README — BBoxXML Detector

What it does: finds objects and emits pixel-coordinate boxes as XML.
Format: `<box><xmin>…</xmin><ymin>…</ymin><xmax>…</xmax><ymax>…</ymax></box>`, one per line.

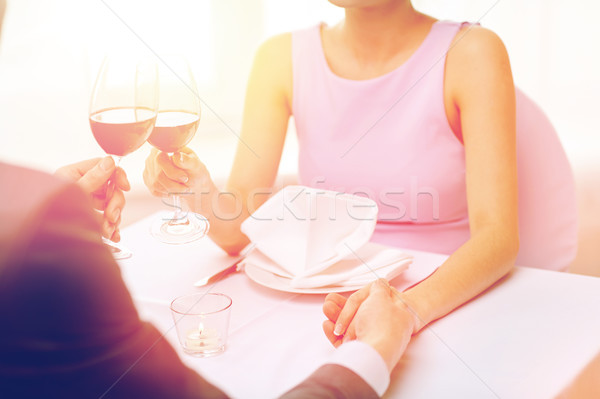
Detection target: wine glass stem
<box><xmin>106</xmin><ymin>155</ymin><xmax>121</xmax><ymax>209</ymax></box>
<box><xmin>112</xmin><ymin>155</ymin><xmax>122</xmax><ymax>167</ymax></box>
<box><xmin>172</xmin><ymin>194</ymin><xmax>185</xmax><ymax>223</ymax></box>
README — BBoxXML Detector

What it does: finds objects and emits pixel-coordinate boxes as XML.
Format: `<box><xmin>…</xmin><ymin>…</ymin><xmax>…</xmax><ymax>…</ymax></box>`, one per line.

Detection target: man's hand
<box><xmin>55</xmin><ymin>157</ymin><xmax>130</xmax><ymax>241</ymax></box>
<box><xmin>322</xmin><ymin>279</ymin><xmax>417</xmax><ymax>372</ymax></box>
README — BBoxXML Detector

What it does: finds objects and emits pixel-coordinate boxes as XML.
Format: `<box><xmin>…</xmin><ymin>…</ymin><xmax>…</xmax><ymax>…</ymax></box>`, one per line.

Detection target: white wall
<box><xmin>0</xmin><ymin>0</ymin><xmax>598</xmax><ymax>187</ymax></box>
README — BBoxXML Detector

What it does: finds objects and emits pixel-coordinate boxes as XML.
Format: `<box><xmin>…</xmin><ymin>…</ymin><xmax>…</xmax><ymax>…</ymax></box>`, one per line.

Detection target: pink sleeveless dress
<box><xmin>291</xmin><ymin>20</ymin><xmax>577</xmax><ymax>271</ymax></box>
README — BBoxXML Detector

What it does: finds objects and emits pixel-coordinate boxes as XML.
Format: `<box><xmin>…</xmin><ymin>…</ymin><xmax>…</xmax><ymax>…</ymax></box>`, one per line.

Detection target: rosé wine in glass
<box><xmin>90</xmin><ymin>107</ymin><xmax>156</xmax><ymax>157</ymax></box>
<box><xmin>147</xmin><ymin>111</ymin><xmax>200</xmax><ymax>153</ymax></box>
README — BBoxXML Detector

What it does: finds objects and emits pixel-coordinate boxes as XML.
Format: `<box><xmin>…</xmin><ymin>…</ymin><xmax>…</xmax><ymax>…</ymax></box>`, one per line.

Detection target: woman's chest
<box><xmin>296</xmin><ymin>106</ymin><xmax>468</xmax><ymax>223</ymax></box>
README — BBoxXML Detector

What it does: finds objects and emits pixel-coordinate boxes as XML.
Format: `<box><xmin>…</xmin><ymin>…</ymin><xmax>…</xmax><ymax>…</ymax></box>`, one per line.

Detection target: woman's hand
<box><xmin>322</xmin><ymin>279</ymin><xmax>418</xmax><ymax>372</ymax></box>
<box><xmin>55</xmin><ymin>156</ymin><xmax>129</xmax><ymax>241</ymax></box>
<box><xmin>143</xmin><ymin>147</ymin><xmax>216</xmax><ymax>212</ymax></box>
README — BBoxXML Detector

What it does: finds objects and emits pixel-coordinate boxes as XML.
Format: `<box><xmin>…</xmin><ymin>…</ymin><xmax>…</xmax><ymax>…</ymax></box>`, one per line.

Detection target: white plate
<box><xmin>244</xmin><ymin>264</ymin><xmax>365</xmax><ymax>294</ymax></box>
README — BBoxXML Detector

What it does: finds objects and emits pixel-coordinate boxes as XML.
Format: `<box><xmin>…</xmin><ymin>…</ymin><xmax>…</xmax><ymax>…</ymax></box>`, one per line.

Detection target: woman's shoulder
<box><xmin>248</xmin><ymin>33</ymin><xmax>293</xmax><ymax>107</ymax></box>
<box><xmin>250</xmin><ymin>32</ymin><xmax>292</xmax><ymax>76</ymax></box>
<box><xmin>442</xmin><ymin>22</ymin><xmax>514</xmax><ymax>129</ymax></box>
<box><xmin>254</xmin><ymin>32</ymin><xmax>292</xmax><ymax>62</ymax></box>
<box><xmin>444</xmin><ymin>23</ymin><xmax>512</xmax><ymax>94</ymax></box>
<box><xmin>448</xmin><ymin>23</ymin><xmax>509</xmax><ymax>64</ymax></box>
<box><xmin>255</xmin><ymin>22</ymin><xmax>322</xmax><ymax>60</ymax></box>
<box><xmin>252</xmin><ymin>32</ymin><xmax>293</xmax><ymax>82</ymax></box>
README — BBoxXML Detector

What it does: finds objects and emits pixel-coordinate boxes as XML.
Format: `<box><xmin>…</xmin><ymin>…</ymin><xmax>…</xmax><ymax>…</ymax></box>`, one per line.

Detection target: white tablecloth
<box><xmin>119</xmin><ymin>213</ymin><xmax>600</xmax><ymax>398</ymax></box>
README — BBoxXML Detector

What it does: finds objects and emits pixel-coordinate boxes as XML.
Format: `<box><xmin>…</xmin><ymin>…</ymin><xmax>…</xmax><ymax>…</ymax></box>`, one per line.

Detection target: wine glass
<box><xmin>89</xmin><ymin>56</ymin><xmax>159</xmax><ymax>259</ymax></box>
<box><xmin>148</xmin><ymin>57</ymin><xmax>209</xmax><ymax>244</ymax></box>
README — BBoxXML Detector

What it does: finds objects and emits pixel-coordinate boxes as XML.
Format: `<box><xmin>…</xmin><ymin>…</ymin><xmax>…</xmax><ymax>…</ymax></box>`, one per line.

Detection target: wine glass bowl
<box><xmin>89</xmin><ymin>57</ymin><xmax>158</xmax><ymax>160</ymax></box>
<box><xmin>90</xmin><ymin>107</ymin><xmax>157</xmax><ymax>157</ymax></box>
<box><xmin>147</xmin><ymin>111</ymin><xmax>200</xmax><ymax>153</ymax></box>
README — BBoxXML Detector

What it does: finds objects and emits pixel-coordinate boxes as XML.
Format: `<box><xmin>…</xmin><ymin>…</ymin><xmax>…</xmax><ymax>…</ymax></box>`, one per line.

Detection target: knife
<box><xmin>194</xmin><ymin>262</ymin><xmax>242</xmax><ymax>287</ymax></box>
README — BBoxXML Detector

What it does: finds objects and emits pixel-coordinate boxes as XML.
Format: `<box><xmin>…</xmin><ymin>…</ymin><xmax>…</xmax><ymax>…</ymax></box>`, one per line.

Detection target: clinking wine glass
<box><xmin>148</xmin><ymin>57</ymin><xmax>209</xmax><ymax>244</ymax></box>
<box><xmin>89</xmin><ymin>56</ymin><xmax>159</xmax><ymax>259</ymax></box>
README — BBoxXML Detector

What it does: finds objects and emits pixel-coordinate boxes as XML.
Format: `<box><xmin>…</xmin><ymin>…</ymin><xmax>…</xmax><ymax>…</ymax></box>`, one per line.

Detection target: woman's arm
<box><xmin>331</xmin><ymin>26</ymin><xmax>519</xmax><ymax>336</ymax></box>
<box><xmin>400</xmin><ymin>26</ymin><xmax>519</xmax><ymax>331</ymax></box>
<box><xmin>143</xmin><ymin>34</ymin><xmax>292</xmax><ymax>255</ymax></box>
<box><xmin>216</xmin><ymin>33</ymin><xmax>293</xmax><ymax>253</ymax></box>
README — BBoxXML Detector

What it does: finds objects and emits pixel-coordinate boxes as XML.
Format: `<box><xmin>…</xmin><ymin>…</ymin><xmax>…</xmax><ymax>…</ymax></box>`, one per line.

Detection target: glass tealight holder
<box><xmin>170</xmin><ymin>293</ymin><xmax>232</xmax><ymax>357</ymax></box>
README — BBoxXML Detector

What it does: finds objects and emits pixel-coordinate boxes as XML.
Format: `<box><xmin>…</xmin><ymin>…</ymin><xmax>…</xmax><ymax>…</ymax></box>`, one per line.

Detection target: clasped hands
<box><xmin>322</xmin><ymin>279</ymin><xmax>419</xmax><ymax>372</ymax></box>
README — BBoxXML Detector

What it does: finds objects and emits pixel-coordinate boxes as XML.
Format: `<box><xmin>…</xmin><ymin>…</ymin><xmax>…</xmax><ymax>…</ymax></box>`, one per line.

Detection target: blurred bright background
<box><xmin>0</xmin><ymin>0</ymin><xmax>598</xmax><ymax>273</ymax></box>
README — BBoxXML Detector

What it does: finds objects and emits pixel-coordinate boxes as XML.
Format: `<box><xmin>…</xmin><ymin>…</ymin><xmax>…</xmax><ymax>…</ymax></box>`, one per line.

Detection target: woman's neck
<box><xmin>336</xmin><ymin>2</ymin><xmax>429</xmax><ymax>64</ymax></box>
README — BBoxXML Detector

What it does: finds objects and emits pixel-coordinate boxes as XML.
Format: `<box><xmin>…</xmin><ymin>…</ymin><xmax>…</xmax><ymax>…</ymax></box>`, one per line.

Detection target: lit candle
<box><xmin>185</xmin><ymin>322</ymin><xmax>221</xmax><ymax>352</ymax></box>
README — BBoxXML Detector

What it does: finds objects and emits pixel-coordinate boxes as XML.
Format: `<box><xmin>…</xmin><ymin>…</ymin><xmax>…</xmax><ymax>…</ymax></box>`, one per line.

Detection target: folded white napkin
<box><xmin>241</xmin><ymin>242</ymin><xmax>412</xmax><ymax>289</ymax></box>
<box><xmin>241</xmin><ymin>186</ymin><xmax>379</xmax><ymax>278</ymax></box>
<box><xmin>240</xmin><ymin>186</ymin><xmax>412</xmax><ymax>289</ymax></box>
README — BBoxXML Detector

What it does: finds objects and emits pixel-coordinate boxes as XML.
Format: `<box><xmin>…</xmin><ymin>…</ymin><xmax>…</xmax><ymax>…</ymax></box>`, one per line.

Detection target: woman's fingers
<box><xmin>143</xmin><ymin>160</ymin><xmax>165</xmax><ymax>197</ymax></box>
<box><xmin>157</xmin><ymin>171</ymin><xmax>189</xmax><ymax>194</ymax></box>
<box><xmin>342</xmin><ymin>323</ymin><xmax>357</xmax><ymax>344</ymax></box>
<box><xmin>144</xmin><ymin>147</ymin><xmax>211</xmax><ymax>200</ymax></box>
<box><xmin>325</xmin><ymin>293</ymin><xmax>348</xmax><ymax>308</ymax></box>
<box><xmin>322</xmin><ymin>320</ymin><xmax>343</xmax><ymax>348</ymax></box>
<box><xmin>332</xmin><ymin>283</ymin><xmax>372</xmax><ymax>337</ymax></box>
<box><xmin>150</xmin><ymin>185</ymin><xmax>167</xmax><ymax>197</ymax></box>
<box><xmin>147</xmin><ymin>174</ymin><xmax>169</xmax><ymax>197</ymax></box>
<box><xmin>323</xmin><ymin>301</ymin><xmax>342</xmax><ymax>323</ymax></box>
<box><xmin>157</xmin><ymin>152</ymin><xmax>190</xmax><ymax>183</ymax></box>
<box><xmin>172</xmin><ymin>148</ymin><xmax>206</xmax><ymax>178</ymax></box>
<box><xmin>323</xmin><ymin>293</ymin><xmax>347</xmax><ymax>322</ymax></box>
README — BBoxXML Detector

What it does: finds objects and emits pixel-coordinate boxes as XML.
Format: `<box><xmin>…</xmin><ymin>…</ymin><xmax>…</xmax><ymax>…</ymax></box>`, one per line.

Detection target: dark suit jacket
<box><xmin>0</xmin><ymin>163</ymin><xmax>378</xmax><ymax>399</ymax></box>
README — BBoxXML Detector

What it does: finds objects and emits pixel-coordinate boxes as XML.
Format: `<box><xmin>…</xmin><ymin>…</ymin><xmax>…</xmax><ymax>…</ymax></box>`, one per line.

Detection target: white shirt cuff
<box><xmin>326</xmin><ymin>340</ymin><xmax>390</xmax><ymax>397</ymax></box>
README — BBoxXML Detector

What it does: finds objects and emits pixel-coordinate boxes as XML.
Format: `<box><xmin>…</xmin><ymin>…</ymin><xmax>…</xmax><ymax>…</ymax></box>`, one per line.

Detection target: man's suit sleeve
<box><xmin>280</xmin><ymin>338</ymin><xmax>390</xmax><ymax>398</ymax></box>
<box><xmin>280</xmin><ymin>364</ymin><xmax>379</xmax><ymax>399</ymax></box>
<box><xmin>0</xmin><ymin>180</ymin><xmax>228</xmax><ymax>399</ymax></box>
